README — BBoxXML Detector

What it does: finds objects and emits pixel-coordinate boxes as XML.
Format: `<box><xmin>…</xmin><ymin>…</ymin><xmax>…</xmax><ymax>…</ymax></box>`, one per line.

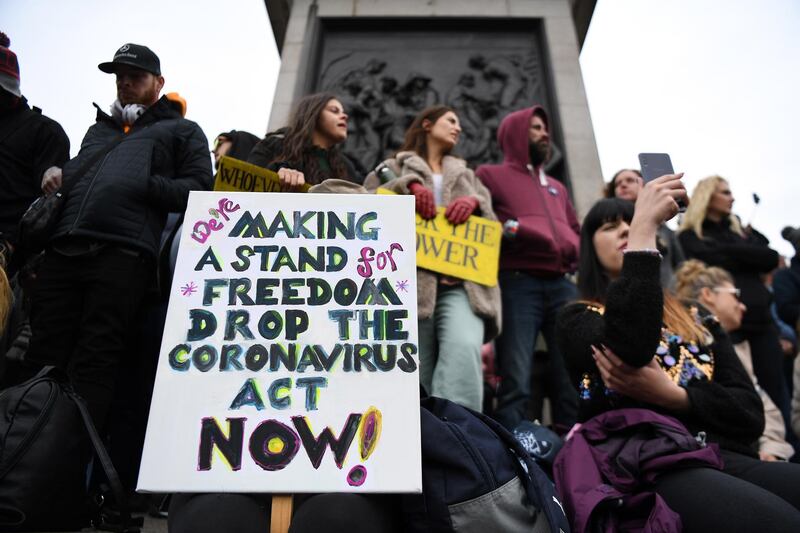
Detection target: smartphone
<box><xmin>638</xmin><ymin>153</ymin><xmax>673</xmax><ymax>183</ymax></box>
<box><xmin>638</xmin><ymin>153</ymin><xmax>686</xmax><ymax>212</ymax></box>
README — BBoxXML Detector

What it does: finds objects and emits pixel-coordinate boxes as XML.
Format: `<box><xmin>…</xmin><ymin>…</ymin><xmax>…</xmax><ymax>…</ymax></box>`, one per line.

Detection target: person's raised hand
<box><xmin>408</xmin><ymin>182</ymin><xmax>436</xmax><ymax>219</ymax></box>
<box><xmin>445</xmin><ymin>196</ymin><xmax>479</xmax><ymax>225</ymax></box>
<box><xmin>628</xmin><ymin>173</ymin><xmax>687</xmax><ymax>251</ymax></box>
<box><xmin>277</xmin><ymin>167</ymin><xmax>306</xmax><ymax>191</ymax></box>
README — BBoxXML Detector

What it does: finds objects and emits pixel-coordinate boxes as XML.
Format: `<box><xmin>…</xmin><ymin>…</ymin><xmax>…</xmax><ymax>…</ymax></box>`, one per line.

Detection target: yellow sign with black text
<box><xmin>378</xmin><ymin>188</ymin><xmax>501</xmax><ymax>286</ymax></box>
<box><xmin>213</xmin><ymin>156</ymin><xmax>310</xmax><ymax>193</ymax></box>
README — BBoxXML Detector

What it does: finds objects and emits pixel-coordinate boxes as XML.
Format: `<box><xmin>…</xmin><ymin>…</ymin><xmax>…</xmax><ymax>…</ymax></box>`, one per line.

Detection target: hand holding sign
<box><xmin>378</xmin><ymin>188</ymin><xmax>501</xmax><ymax>286</ymax></box>
<box><xmin>408</xmin><ymin>182</ymin><xmax>436</xmax><ymax>219</ymax></box>
<box><xmin>277</xmin><ymin>167</ymin><xmax>306</xmax><ymax>191</ymax></box>
<box><xmin>444</xmin><ymin>196</ymin><xmax>479</xmax><ymax>225</ymax></box>
<box><xmin>214</xmin><ymin>156</ymin><xmax>311</xmax><ymax>193</ymax></box>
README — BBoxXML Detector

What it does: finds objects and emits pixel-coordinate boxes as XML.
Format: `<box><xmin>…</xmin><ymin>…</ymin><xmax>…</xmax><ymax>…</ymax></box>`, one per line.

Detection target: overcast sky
<box><xmin>3</xmin><ymin>0</ymin><xmax>797</xmax><ymax>256</ymax></box>
<box><xmin>581</xmin><ymin>0</ymin><xmax>799</xmax><ymax>257</ymax></box>
<box><xmin>2</xmin><ymin>0</ymin><xmax>281</xmax><ymax>152</ymax></box>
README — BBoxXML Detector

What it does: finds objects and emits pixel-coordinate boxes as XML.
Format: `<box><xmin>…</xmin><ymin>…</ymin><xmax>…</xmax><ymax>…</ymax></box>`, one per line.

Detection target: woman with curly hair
<box><xmin>675</xmin><ymin>259</ymin><xmax>795</xmax><ymax>461</ymax></box>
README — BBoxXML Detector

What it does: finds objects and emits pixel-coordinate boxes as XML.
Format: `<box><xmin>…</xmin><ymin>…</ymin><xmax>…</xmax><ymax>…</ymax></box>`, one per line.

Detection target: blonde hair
<box><xmin>674</xmin><ymin>259</ymin><xmax>735</xmax><ymax>302</ymax></box>
<box><xmin>680</xmin><ymin>175</ymin><xmax>744</xmax><ymax>239</ymax></box>
<box><xmin>663</xmin><ymin>292</ymin><xmax>712</xmax><ymax>345</ymax></box>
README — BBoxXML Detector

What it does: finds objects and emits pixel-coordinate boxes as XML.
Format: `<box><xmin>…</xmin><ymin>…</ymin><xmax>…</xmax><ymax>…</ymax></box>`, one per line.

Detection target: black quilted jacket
<box><xmin>52</xmin><ymin>95</ymin><xmax>213</xmax><ymax>257</ymax></box>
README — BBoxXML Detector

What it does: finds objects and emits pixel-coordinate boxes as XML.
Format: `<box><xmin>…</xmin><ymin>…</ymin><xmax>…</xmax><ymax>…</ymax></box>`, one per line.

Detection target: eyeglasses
<box><xmin>713</xmin><ymin>287</ymin><xmax>741</xmax><ymax>300</ymax></box>
<box><xmin>212</xmin><ymin>136</ymin><xmax>228</xmax><ymax>151</ymax></box>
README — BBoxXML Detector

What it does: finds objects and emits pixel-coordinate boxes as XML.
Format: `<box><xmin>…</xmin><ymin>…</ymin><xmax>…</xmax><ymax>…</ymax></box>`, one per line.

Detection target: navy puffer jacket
<box><xmin>52</xmin><ymin>95</ymin><xmax>213</xmax><ymax>257</ymax></box>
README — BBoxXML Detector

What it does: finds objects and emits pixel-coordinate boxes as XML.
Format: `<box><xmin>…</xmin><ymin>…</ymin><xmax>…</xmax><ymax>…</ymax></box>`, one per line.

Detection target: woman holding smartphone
<box><xmin>604</xmin><ymin>167</ymin><xmax>686</xmax><ymax>287</ymax></box>
<box><xmin>556</xmin><ymin>175</ymin><xmax>800</xmax><ymax>531</ymax></box>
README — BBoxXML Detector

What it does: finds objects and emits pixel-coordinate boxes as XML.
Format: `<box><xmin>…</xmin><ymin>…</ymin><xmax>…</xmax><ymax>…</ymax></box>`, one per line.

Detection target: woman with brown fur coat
<box><xmin>365</xmin><ymin>106</ymin><xmax>501</xmax><ymax>411</ymax></box>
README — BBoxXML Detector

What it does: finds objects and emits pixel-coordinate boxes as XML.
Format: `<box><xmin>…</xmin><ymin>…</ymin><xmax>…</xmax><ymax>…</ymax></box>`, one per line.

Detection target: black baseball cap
<box><xmin>98</xmin><ymin>43</ymin><xmax>161</xmax><ymax>75</ymax></box>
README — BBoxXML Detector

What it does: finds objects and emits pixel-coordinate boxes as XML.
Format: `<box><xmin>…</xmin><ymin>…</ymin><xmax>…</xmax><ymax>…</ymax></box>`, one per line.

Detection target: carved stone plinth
<box><xmin>265</xmin><ymin>0</ymin><xmax>602</xmax><ymax>217</ymax></box>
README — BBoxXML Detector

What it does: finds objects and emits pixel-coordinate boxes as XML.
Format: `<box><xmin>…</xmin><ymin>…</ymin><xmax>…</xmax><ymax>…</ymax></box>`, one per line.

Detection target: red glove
<box><xmin>445</xmin><ymin>196</ymin><xmax>479</xmax><ymax>225</ymax></box>
<box><xmin>408</xmin><ymin>182</ymin><xmax>436</xmax><ymax>219</ymax></box>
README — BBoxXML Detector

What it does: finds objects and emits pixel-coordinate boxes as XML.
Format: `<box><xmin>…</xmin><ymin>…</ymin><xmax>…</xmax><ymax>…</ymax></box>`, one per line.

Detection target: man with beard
<box><xmin>25</xmin><ymin>43</ymin><xmax>212</xmax><ymax>428</ymax></box>
<box><xmin>0</xmin><ymin>32</ymin><xmax>69</xmax><ymax>273</ymax></box>
<box><xmin>477</xmin><ymin>106</ymin><xmax>580</xmax><ymax>432</ymax></box>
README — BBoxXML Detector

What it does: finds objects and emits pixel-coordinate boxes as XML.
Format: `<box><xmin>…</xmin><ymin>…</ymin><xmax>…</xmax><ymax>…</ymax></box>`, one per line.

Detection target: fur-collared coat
<box><xmin>365</xmin><ymin>151</ymin><xmax>502</xmax><ymax>342</ymax></box>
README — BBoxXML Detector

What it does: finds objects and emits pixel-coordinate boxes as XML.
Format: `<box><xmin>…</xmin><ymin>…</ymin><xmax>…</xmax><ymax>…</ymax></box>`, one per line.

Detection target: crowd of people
<box><xmin>3</xmin><ymin>35</ymin><xmax>800</xmax><ymax>532</ymax></box>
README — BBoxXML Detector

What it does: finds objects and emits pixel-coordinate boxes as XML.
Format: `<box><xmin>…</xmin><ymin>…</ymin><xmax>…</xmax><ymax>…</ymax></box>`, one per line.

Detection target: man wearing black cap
<box><xmin>0</xmin><ymin>31</ymin><xmax>69</xmax><ymax>272</ymax></box>
<box><xmin>25</xmin><ymin>43</ymin><xmax>213</xmax><ymax>428</ymax></box>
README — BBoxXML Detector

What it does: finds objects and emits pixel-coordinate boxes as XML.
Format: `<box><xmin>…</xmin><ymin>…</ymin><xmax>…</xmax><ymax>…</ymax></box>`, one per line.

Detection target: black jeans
<box><xmin>26</xmin><ymin>247</ymin><xmax>151</xmax><ymax>428</ymax></box>
<box><xmin>653</xmin><ymin>450</ymin><xmax>800</xmax><ymax>532</ymax></box>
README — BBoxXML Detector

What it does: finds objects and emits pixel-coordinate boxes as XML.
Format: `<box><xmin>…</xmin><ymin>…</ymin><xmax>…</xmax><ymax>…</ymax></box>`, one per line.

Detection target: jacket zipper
<box><xmin>0</xmin><ymin>381</ymin><xmax>58</xmax><ymax>478</ymax></box>
<box><xmin>445</xmin><ymin>421</ymin><xmax>497</xmax><ymax>488</ymax></box>
<box><xmin>68</xmin><ymin>149</ymin><xmax>115</xmax><ymax>234</ymax></box>
<box><xmin>530</xmin><ymin>166</ymin><xmax>562</xmax><ymax>269</ymax></box>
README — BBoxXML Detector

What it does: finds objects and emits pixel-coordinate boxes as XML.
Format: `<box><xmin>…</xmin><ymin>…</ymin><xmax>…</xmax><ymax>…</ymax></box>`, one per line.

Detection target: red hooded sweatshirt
<box><xmin>477</xmin><ymin>106</ymin><xmax>580</xmax><ymax>275</ymax></box>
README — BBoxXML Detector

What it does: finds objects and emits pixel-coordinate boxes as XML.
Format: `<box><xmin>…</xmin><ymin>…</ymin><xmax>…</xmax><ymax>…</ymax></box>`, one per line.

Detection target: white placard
<box><xmin>137</xmin><ymin>192</ymin><xmax>421</xmax><ymax>493</ymax></box>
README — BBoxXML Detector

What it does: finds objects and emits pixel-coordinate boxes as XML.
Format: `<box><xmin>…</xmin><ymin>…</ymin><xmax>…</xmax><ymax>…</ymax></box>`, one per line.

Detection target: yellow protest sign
<box><xmin>214</xmin><ymin>156</ymin><xmax>310</xmax><ymax>193</ymax></box>
<box><xmin>378</xmin><ymin>188</ymin><xmax>501</xmax><ymax>286</ymax></box>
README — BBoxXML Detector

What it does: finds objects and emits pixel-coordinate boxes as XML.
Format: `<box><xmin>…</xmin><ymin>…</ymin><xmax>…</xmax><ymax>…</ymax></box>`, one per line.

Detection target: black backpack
<box><xmin>0</xmin><ymin>367</ymin><xmax>138</xmax><ymax>532</ymax></box>
<box><xmin>403</xmin><ymin>396</ymin><xmax>570</xmax><ymax>533</ymax></box>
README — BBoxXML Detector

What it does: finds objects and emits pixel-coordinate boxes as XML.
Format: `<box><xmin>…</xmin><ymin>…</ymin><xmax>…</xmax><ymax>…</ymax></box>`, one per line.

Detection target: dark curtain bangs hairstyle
<box><xmin>398</xmin><ymin>105</ymin><xmax>455</xmax><ymax>162</ymax></box>
<box><xmin>277</xmin><ymin>92</ymin><xmax>348</xmax><ymax>184</ymax></box>
<box><xmin>577</xmin><ymin>198</ymin><xmax>635</xmax><ymax>302</ymax></box>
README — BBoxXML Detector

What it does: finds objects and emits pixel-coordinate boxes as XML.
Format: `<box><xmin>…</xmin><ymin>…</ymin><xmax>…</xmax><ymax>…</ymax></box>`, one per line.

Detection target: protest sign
<box><xmin>138</xmin><ymin>192</ymin><xmax>421</xmax><ymax>493</ymax></box>
<box><xmin>214</xmin><ymin>156</ymin><xmax>311</xmax><ymax>193</ymax></box>
<box><xmin>378</xmin><ymin>188</ymin><xmax>501</xmax><ymax>286</ymax></box>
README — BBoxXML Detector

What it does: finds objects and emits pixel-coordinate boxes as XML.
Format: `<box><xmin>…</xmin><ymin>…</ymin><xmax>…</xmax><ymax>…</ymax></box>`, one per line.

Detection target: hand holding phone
<box><xmin>628</xmin><ymin>172</ymin><xmax>686</xmax><ymax>250</ymax></box>
<box><xmin>638</xmin><ymin>153</ymin><xmax>686</xmax><ymax>212</ymax></box>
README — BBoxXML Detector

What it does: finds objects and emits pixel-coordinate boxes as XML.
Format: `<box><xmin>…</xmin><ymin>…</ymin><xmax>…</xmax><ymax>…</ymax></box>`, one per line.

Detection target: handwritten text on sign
<box><xmin>378</xmin><ymin>188</ymin><xmax>501</xmax><ymax>286</ymax></box>
<box><xmin>214</xmin><ymin>156</ymin><xmax>311</xmax><ymax>193</ymax></box>
<box><xmin>138</xmin><ymin>192</ymin><xmax>421</xmax><ymax>493</ymax></box>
